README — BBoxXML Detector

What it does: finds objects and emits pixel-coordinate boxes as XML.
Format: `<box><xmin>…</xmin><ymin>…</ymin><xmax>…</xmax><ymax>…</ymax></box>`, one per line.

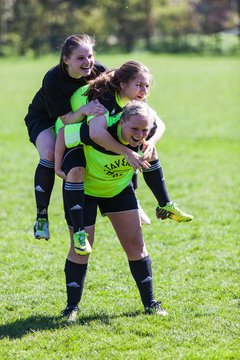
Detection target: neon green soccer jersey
<box><xmin>55</xmin><ymin>84</ymin><xmax>89</xmax><ymax>134</ymax></box>
<box><xmin>64</xmin><ymin>120</ymin><xmax>135</xmax><ymax>197</ymax></box>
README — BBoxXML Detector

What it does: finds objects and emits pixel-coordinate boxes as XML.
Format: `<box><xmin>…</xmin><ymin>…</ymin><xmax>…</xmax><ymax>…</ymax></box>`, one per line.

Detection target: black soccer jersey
<box><xmin>96</xmin><ymin>93</ymin><xmax>123</xmax><ymax>117</ymax></box>
<box><xmin>25</xmin><ymin>61</ymin><xmax>107</xmax><ymax>123</ymax></box>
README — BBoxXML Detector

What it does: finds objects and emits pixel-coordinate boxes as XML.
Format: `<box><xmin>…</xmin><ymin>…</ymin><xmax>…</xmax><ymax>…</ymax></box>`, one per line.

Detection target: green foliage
<box><xmin>0</xmin><ymin>0</ymin><xmax>238</xmax><ymax>56</ymax></box>
<box><xmin>0</xmin><ymin>54</ymin><xmax>240</xmax><ymax>359</ymax></box>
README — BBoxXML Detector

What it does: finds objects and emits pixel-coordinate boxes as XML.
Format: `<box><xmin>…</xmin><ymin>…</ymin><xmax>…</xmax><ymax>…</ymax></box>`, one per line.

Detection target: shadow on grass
<box><xmin>0</xmin><ymin>310</ymin><xmax>141</xmax><ymax>339</ymax></box>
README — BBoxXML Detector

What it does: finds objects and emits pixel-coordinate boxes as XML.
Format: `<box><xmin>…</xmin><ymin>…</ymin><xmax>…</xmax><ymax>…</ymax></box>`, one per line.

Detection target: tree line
<box><xmin>0</xmin><ymin>0</ymin><xmax>239</xmax><ymax>56</ymax></box>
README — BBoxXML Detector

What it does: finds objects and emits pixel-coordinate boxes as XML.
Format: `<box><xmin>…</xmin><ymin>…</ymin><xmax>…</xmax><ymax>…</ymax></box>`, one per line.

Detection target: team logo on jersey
<box><xmin>103</xmin><ymin>158</ymin><xmax>130</xmax><ymax>177</ymax></box>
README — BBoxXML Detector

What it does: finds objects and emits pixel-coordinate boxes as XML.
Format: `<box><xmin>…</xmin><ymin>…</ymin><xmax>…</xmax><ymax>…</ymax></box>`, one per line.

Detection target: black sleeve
<box><xmin>44</xmin><ymin>80</ymin><xmax>72</xmax><ymax>118</ymax></box>
<box><xmin>146</xmin><ymin>120</ymin><xmax>157</xmax><ymax>140</ymax></box>
<box><xmin>79</xmin><ymin>121</ymin><xmax>95</xmax><ymax>146</ymax></box>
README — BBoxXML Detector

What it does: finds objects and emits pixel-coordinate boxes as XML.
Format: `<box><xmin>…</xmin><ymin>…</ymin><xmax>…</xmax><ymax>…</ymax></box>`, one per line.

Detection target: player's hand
<box><xmin>55</xmin><ymin>168</ymin><xmax>67</xmax><ymax>180</ymax></box>
<box><xmin>82</xmin><ymin>100</ymin><xmax>107</xmax><ymax>116</ymax></box>
<box><xmin>125</xmin><ymin>152</ymin><xmax>151</xmax><ymax>171</ymax></box>
<box><xmin>141</xmin><ymin>140</ymin><xmax>155</xmax><ymax>160</ymax></box>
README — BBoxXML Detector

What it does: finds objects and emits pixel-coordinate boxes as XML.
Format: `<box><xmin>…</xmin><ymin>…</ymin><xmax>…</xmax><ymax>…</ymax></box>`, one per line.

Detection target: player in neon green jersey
<box><xmin>55</xmin><ymin>61</ymin><xmax>165</xmax><ymax>259</ymax></box>
<box><xmin>55</xmin><ymin>62</ymin><xmax>193</xmax><ymax>321</ymax></box>
<box><xmin>59</xmin><ymin>101</ymin><xmax>168</xmax><ymax>320</ymax></box>
<box><xmin>84</xmin><ymin>62</ymin><xmax>193</xmax><ymax>224</ymax></box>
<box><xmin>56</xmin><ymin>62</ymin><xmax>193</xmax><ymax>234</ymax></box>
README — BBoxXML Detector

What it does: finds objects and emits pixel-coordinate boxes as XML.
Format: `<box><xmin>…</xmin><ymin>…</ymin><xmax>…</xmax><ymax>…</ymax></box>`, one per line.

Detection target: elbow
<box><xmin>89</xmin><ymin>129</ymin><xmax>102</xmax><ymax>143</ymax></box>
<box><xmin>60</xmin><ymin>114</ymin><xmax>68</xmax><ymax>125</ymax></box>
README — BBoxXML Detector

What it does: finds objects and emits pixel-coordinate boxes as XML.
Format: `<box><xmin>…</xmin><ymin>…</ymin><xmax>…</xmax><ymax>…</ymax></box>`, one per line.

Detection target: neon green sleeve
<box><xmin>64</xmin><ymin>123</ymin><xmax>82</xmax><ymax>148</ymax></box>
<box><xmin>106</xmin><ymin>113</ymin><xmax>122</xmax><ymax>126</ymax></box>
<box><xmin>55</xmin><ymin>85</ymin><xmax>89</xmax><ymax>135</ymax></box>
<box><xmin>55</xmin><ymin>117</ymin><xmax>64</xmax><ymax>135</ymax></box>
<box><xmin>70</xmin><ymin>85</ymin><xmax>89</xmax><ymax>111</ymax></box>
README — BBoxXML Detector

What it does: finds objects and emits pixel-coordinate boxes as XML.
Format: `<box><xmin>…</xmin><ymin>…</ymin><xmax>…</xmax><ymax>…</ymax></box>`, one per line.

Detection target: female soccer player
<box><xmin>24</xmin><ymin>34</ymin><xmax>106</xmax><ymax>240</ymax></box>
<box><xmin>60</xmin><ymin>101</ymin><xmax>169</xmax><ymax>321</ymax></box>
<box><xmin>55</xmin><ymin>61</ymin><xmax>193</xmax><ymax>256</ymax></box>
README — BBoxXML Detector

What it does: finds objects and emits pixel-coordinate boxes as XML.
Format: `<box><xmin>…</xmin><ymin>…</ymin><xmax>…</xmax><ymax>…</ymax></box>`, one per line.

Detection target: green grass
<box><xmin>0</xmin><ymin>54</ymin><xmax>239</xmax><ymax>360</ymax></box>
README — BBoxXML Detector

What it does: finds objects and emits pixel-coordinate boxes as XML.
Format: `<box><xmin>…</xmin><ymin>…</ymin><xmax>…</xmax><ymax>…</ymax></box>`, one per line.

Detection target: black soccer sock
<box><xmin>129</xmin><ymin>256</ymin><xmax>155</xmax><ymax>308</ymax></box>
<box><xmin>142</xmin><ymin>160</ymin><xmax>170</xmax><ymax>207</ymax></box>
<box><xmin>34</xmin><ymin>159</ymin><xmax>55</xmax><ymax>219</ymax></box>
<box><xmin>64</xmin><ymin>259</ymin><xmax>88</xmax><ymax>307</ymax></box>
<box><xmin>64</xmin><ymin>182</ymin><xmax>85</xmax><ymax>233</ymax></box>
<box><xmin>132</xmin><ymin>171</ymin><xmax>138</xmax><ymax>190</ymax></box>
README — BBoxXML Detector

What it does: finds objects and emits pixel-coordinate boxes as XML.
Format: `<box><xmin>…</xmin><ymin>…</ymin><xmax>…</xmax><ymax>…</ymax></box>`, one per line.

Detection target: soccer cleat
<box><xmin>145</xmin><ymin>301</ymin><xmax>168</xmax><ymax>317</ymax></box>
<box><xmin>34</xmin><ymin>218</ymin><xmax>50</xmax><ymax>240</ymax></box>
<box><xmin>61</xmin><ymin>305</ymin><xmax>79</xmax><ymax>322</ymax></box>
<box><xmin>156</xmin><ymin>202</ymin><xmax>193</xmax><ymax>222</ymax></box>
<box><xmin>139</xmin><ymin>205</ymin><xmax>151</xmax><ymax>225</ymax></box>
<box><xmin>73</xmin><ymin>230</ymin><xmax>92</xmax><ymax>256</ymax></box>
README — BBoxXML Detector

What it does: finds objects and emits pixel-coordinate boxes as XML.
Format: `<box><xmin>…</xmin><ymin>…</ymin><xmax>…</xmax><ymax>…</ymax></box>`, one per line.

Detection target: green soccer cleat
<box><xmin>61</xmin><ymin>305</ymin><xmax>79</xmax><ymax>323</ymax></box>
<box><xmin>73</xmin><ymin>230</ymin><xmax>92</xmax><ymax>256</ymax></box>
<box><xmin>145</xmin><ymin>301</ymin><xmax>168</xmax><ymax>317</ymax></box>
<box><xmin>156</xmin><ymin>202</ymin><xmax>193</xmax><ymax>223</ymax></box>
<box><xmin>34</xmin><ymin>218</ymin><xmax>50</xmax><ymax>240</ymax></box>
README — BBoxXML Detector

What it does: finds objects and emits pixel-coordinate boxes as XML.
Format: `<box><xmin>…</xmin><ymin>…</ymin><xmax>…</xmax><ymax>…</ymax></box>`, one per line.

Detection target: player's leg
<box><xmin>132</xmin><ymin>171</ymin><xmax>151</xmax><ymax>225</ymax></box>
<box><xmin>101</xmin><ymin>186</ymin><xmax>168</xmax><ymax>316</ymax></box>
<box><xmin>108</xmin><ymin>210</ymin><xmax>168</xmax><ymax>316</ymax></box>
<box><xmin>34</xmin><ymin>127</ymin><xmax>56</xmax><ymax>240</ymax></box>
<box><xmin>61</xmin><ymin>194</ymin><xmax>97</xmax><ymax>322</ymax></box>
<box><xmin>142</xmin><ymin>147</ymin><xmax>193</xmax><ymax>222</ymax></box>
<box><xmin>62</xmin><ymin>146</ymin><xmax>91</xmax><ymax>255</ymax></box>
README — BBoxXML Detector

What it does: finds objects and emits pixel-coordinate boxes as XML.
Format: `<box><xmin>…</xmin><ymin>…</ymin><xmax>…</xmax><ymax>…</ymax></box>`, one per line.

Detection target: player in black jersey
<box><xmin>24</xmin><ymin>34</ymin><xmax>107</xmax><ymax>240</ymax></box>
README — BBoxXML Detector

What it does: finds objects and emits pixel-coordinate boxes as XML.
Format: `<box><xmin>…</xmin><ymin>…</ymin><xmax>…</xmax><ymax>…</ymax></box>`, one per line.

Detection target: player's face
<box><xmin>120</xmin><ymin>114</ymin><xmax>151</xmax><ymax>147</ymax></box>
<box><xmin>120</xmin><ymin>73</ymin><xmax>150</xmax><ymax>102</ymax></box>
<box><xmin>64</xmin><ymin>45</ymin><xmax>94</xmax><ymax>79</ymax></box>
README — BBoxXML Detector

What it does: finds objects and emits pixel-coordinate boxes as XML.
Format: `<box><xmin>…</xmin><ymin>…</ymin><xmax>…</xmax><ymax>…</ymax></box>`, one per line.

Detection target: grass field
<box><xmin>0</xmin><ymin>53</ymin><xmax>239</xmax><ymax>360</ymax></box>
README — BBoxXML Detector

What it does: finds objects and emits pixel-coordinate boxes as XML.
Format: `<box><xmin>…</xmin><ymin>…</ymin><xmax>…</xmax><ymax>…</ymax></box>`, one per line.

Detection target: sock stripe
<box><xmin>39</xmin><ymin>159</ymin><xmax>55</xmax><ymax>168</ymax></box>
<box><xmin>142</xmin><ymin>161</ymin><xmax>161</xmax><ymax>173</ymax></box>
<box><xmin>64</xmin><ymin>182</ymin><xmax>84</xmax><ymax>191</ymax></box>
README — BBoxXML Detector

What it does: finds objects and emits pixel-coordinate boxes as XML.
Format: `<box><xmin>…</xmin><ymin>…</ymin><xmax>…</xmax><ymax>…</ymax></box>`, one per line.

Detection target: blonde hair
<box><xmin>121</xmin><ymin>100</ymin><xmax>153</xmax><ymax>127</ymax></box>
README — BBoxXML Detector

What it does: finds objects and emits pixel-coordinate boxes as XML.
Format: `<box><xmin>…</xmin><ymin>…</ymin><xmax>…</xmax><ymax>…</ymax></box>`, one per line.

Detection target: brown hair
<box><xmin>86</xmin><ymin>61</ymin><xmax>152</xmax><ymax>101</ymax></box>
<box><xmin>59</xmin><ymin>34</ymin><xmax>96</xmax><ymax>71</ymax></box>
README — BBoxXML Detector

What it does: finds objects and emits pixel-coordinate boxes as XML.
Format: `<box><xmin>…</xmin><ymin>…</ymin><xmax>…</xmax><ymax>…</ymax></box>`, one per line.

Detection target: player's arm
<box><xmin>148</xmin><ymin>112</ymin><xmax>165</xmax><ymax>145</ymax></box>
<box><xmin>60</xmin><ymin>100</ymin><xmax>106</xmax><ymax>125</ymax></box>
<box><xmin>89</xmin><ymin>115</ymin><xmax>150</xmax><ymax>170</ymax></box>
<box><xmin>141</xmin><ymin>108</ymin><xmax>166</xmax><ymax>160</ymax></box>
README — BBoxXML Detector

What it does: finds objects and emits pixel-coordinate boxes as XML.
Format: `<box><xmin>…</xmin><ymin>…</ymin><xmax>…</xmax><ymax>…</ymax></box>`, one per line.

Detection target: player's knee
<box><xmin>40</xmin><ymin>147</ymin><xmax>55</xmax><ymax>161</ymax></box>
<box><xmin>67</xmin><ymin>167</ymin><xmax>85</xmax><ymax>182</ymax></box>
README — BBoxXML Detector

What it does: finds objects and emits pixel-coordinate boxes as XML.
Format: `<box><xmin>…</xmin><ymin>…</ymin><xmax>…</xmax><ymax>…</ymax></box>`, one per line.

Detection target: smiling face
<box><xmin>120</xmin><ymin>113</ymin><xmax>151</xmax><ymax>147</ymax></box>
<box><xmin>120</xmin><ymin>73</ymin><xmax>151</xmax><ymax>102</ymax></box>
<box><xmin>63</xmin><ymin>44</ymin><xmax>94</xmax><ymax>79</ymax></box>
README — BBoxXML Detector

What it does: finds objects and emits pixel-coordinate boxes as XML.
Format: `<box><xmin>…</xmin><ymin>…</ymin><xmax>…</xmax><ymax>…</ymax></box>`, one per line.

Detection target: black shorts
<box><xmin>62</xmin><ymin>146</ymin><xmax>86</xmax><ymax>175</ymax></box>
<box><xmin>64</xmin><ymin>183</ymin><xmax>138</xmax><ymax>228</ymax></box>
<box><xmin>24</xmin><ymin>110</ymin><xmax>55</xmax><ymax>145</ymax></box>
<box><xmin>84</xmin><ymin>184</ymin><xmax>138</xmax><ymax>227</ymax></box>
